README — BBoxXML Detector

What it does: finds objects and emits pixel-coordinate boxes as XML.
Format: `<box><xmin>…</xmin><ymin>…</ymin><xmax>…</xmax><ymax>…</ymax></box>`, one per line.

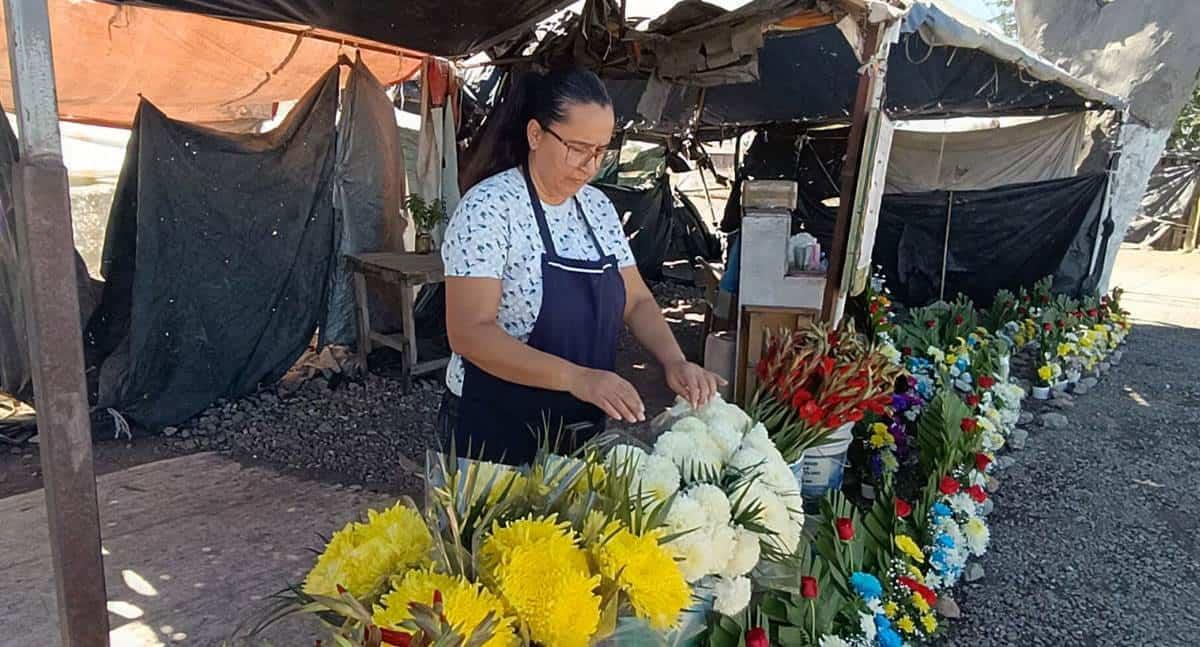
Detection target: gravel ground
<box><xmin>939</xmin><ymin>323</ymin><xmax>1200</xmax><ymax>646</ymax></box>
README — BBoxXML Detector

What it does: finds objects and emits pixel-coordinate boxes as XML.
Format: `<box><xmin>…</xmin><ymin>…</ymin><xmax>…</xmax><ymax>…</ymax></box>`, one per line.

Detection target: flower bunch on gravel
<box><xmin>924</xmin><ymin>469</ymin><xmax>992</xmax><ymax>591</ymax></box>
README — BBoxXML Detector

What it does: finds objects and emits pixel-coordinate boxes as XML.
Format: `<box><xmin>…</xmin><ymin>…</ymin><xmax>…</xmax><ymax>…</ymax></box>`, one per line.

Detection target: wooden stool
<box><xmin>347</xmin><ymin>252</ymin><xmax>449</xmax><ymax>391</ymax></box>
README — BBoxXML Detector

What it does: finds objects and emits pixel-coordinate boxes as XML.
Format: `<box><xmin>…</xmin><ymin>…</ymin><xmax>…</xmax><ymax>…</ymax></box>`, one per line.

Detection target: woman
<box><xmin>439</xmin><ymin>68</ymin><xmax>724</xmax><ymax>465</ymax></box>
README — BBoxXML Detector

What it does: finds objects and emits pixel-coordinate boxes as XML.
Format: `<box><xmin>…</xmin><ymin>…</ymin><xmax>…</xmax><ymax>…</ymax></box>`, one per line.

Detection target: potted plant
<box><xmin>405</xmin><ymin>194</ymin><xmax>447</xmax><ymax>254</ymax></box>
<box><xmin>1033</xmin><ymin>361</ymin><xmax>1057</xmax><ymax>400</ymax></box>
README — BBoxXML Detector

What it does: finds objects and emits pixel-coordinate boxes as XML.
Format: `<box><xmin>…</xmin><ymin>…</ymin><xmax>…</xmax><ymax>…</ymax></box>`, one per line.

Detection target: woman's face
<box><xmin>527</xmin><ymin>101</ymin><xmax>615</xmax><ymax>198</ymax></box>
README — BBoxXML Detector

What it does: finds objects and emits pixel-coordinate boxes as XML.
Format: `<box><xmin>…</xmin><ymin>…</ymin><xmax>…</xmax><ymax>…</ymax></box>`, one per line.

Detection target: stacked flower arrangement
<box><xmin>256</xmin><ymin>444</ymin><xmax>697</xmax><ymax>646</ymax></box>
<box><xmin>611</xmin><ymin>395</ymin><xmax>806</xmax><ymax>620</ymax></box>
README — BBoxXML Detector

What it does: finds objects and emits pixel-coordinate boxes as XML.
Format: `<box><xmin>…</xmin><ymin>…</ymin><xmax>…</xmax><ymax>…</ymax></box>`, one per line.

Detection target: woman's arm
<box><xmin>621</xmin><ymin>267</ymin><xmax>724</xmax><ymax>407</ymax></box>
<box><xmin>446</xmin><ymin>276</ymin><xmax>646</xmax><ymax>422</ymax></box>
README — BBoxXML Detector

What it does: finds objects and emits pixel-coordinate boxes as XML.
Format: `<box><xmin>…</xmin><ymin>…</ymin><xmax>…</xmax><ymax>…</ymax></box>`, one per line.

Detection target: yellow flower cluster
<box><xmin>483</xmin><ymin>515</ymin><xmax>602</xmax><ymax>647</ymax></box>
<box><xmin>303</xmin><ymin>503</ymin><xmax>433</xmax><ymax>599</ymax></box>
<box><xmin>868</xmin><ymin>422</ymin><xmax>894</xmax><ymax>449</ymax></box>
<box><xmin>372</xmin><ymin>569</ymin><xmax>517</xmax><ymax>647</ymax></box>
<box><xmin>590</xmin><ymin>525</ymin><xmax>691</xmax><ymax>630</ymax></box>
<box><xmin>894</xmin><ymin>534</ymin><xmax>925</xmax><ymax>563</ymax></box>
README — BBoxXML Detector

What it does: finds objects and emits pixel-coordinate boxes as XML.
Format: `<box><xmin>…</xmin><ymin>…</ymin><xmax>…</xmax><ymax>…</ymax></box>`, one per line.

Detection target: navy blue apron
<box><xmin>447</xmin><ymin>165</ymin><xmax>627</xmax><ymax>465</ymax></box>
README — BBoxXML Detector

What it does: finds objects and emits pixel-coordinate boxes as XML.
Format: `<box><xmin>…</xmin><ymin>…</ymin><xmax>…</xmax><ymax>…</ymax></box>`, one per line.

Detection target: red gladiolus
<box><xmin>925</xmin><ymin>319</ymin><xmax>937</xmax><ymax>329</ymax></box>
<box><xmin>965</xmin><ymin>394</ymin><xmax>981</xmax><ymax>408</ymax></box>
<box><xmin>825</xmin><ymin>414</ymin><xmax>845</xmax><ymax>428</ymax></box>
<box><xmin>978</xmin><ymin>375</ymin><xmax>996</xmax><ymax>389</ymax></box>
<box><xmin>746</xmin><ymin>627</ymin><xmax>769</xmax><ymax>647</ymax></box>
<box><xmin>846</xmin><ymin>409</ymin><xmax>865</xmax><ymax>423</ymax></box>
<box><xmin>801</xmin><ymin>576</ymin><xmax>819</xmax><ymax>599</ymax></box>
<box><xmin>836</xmin><ymin>517</ymin><xmax>855</xmax><ymax>541</ymax></box>
<box><xmin>975</xmin><ymin>453</ymin><xmax>992</xmax><ymax>471</ymax></box>
<box><xmin>939</xmin><ymin>476</ymin><xmax>960</xmax><ymax>495</ymax></box>
<box><xmin>954</xmin><ymin>314</ymin><xmax>965</xmax><ymax>325</ymax></box>
<box><xmin>792</xmin><ymin>389</ymin><xmax>814</xmax><ymax>408</ymax></box>
<box><xmin>960</xmin><ymin>417</ymin><xmax>978</xmax><ymax>433</ymax></box>
<box><xmin>898</xmin><ymin>576</ymin><xmax>938</xmax><ymax>606</ymax></box>
<box><xmin>895</xmin><ymin>498</ymin><xmax>912</xmax><ymax>518</ymax></box>
<box><xmin>968</xmin><ymin>485</ymin><xmax>988</xmax><ymax>503</ymax></box>
<box><xmin>800</xmin><ymin>401</ymin><xmax>825</xmax><ymax>425</ymax></box>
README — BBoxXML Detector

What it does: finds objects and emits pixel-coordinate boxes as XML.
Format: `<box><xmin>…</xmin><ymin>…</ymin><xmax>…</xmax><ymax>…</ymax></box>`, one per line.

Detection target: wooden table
<box><xmin>347</xmin><ymin>252</ymin><xmax>448</xmax><ymax>391</ymax></box>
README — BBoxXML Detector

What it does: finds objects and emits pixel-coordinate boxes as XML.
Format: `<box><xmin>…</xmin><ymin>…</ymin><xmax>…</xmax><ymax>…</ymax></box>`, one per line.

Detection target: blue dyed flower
<box><xmin>850</xmin><ymin>572</ymin><xmax>883</xmax><ymax>600</ymax></box>
<box><xmin>931</xmin><ymin>550</ymin><xmax>949</xmax><ymax>568</ymax></box>
<box><xmin>937</xmin><ymin>534</ymin><xmax>956</xmax><ymax>549</ymax></box>
<box><xmin>932</xmin><ymin>502</ymin><xmax>952</xmax><ymax>519</ymax></box>
<box><xmin>878</xmin><ymin>627</ymin><xmax>904</xmax><ymax>647</ymax></box>
<box><xmin>874</xmin><ymin>613</ymin><xmax>893</xmax><ymax>633</ymax></box>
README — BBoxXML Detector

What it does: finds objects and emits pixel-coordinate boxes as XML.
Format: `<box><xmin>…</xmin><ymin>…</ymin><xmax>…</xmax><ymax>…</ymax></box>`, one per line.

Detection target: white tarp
<box><xmin>886</xmin><ymin>113</ymin><xmax>1101</xmax><ymax>193</ymax></box>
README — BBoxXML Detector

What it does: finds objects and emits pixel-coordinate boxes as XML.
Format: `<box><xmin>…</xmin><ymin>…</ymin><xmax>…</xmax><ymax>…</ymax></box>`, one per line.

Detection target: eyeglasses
<box><xmin>541</xmin><ymin>124</ymin><xmax>609</xmax><ymax>169</ymax></box>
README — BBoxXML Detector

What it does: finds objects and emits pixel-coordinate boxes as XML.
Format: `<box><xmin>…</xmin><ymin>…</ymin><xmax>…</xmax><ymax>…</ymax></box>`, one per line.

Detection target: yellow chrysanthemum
<box><xmin>591</xmin><ymin>526</ymin><xmax>690</xmax><ymax>630</ymax></box>
<box><xmin>1057</xmin><ymin>342</ymin><xmax>1074</xmax><ymax>358</ymax></box>
<box><xmin>883</xmin><ymin>601</ymin><xmax>899</xmax><ymax>618</ymax></box>
<box><xmin>911</xmin><ymin>592</ymin><xmax>931</xmax><ymax>615</ymax></box>
<box><xmin>1037</xmin><ymin>365</ymin><xmax>1054</xmax><ymax>382</ymax></box>
<box><xmin>945</xmin><ymin>353</ymin><xmax>957</xmax><ymax>365</ymax></box>
<box><xmin>479</xmin><ymin>515</ymin><xmax>589</xmax><ymax>581</ymax></box>
<box><xmin>921</xmin><ymin>613</ymin><xmax>938</xmax><ymax>633</ymax></box>
<box><xmin>372</xmin><ymin>570</ymin><xmax>518</xmax><ymax>647</ymax></box>
<box><xmin>897</xmin><ymin>616</ymin><xmax>917</xmax><ymax>634</ymax></box>
<box><xmin>493</xmin><ymin>541</ymin><xmax>601</xmax><ymax>647</ymax></box>
<box><xmin>303</xmin><ymin>503</ymin><xmax>433</xmax><ymax>599</ymax></box>
<box><xmin>894</xmin><ymin>534</ymin><xmax>925</xmax><ymax>563</ymax></box>
<box><xmin>907</xmin><ymin>565</ymin><xmax>925</xmax><ymax>581</ymax></box>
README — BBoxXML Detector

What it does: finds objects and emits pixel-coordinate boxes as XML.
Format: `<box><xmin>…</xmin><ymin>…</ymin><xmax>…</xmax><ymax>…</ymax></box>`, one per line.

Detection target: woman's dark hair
<box><xmin>461</xmin><ymin>68</ymin><xmax>612</xmax><ymax>190</ymax></box>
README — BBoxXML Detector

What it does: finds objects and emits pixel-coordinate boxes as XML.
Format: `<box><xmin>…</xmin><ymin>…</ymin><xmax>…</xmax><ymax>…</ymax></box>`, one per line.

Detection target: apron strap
<box><xmin>521</xmin><ymin>164</ymin><xmax>606</xmax><ymax>259</ymax></box>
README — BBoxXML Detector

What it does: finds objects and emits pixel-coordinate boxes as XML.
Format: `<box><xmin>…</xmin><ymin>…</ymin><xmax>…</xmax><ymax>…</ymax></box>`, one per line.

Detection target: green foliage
<box><xmin>914</xmin><ymin>391</ymin><xmax>974</xmax><ymax>482</ymax></box>
<box><xmin>1169</xmin><ymin>82</ymin><xmax>1200</xmax><ymax>152</ymax></box>
<box><xmin>983</xmin><ymin>289</ymin><xmax>1018</xmax><ymax>332</ymax></box>
<box><xmin>405</xmin><ymin>194</ymin><xmax>447</xmax><ymax>234</ymax></box>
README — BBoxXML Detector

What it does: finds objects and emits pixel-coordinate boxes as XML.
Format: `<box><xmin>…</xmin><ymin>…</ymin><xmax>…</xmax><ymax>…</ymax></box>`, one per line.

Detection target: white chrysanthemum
<box><xmin>819</xmin><ymin>636</ymin><xmax>853</xmax><ymax>647</ymax></box>
<box><xmin>631</xmin><ymin>454</ymin><xmax>681</xmax><ymax>501</ymax></box>
<box><xmin>948</xmin><ymin>492</ymin><xmax>977</xmax><ymax>516</ymax></box>
<box><xmin>742</xmin><ymin>482</ymin><xmax>800</xmax><ymax>554</ymax></box>
<box><xmin>699</xmin><ymin>400</ymin><xmax>753</xmax><ymax>444</ymax></box>
<box><xmin>711</xmin><ymin>576</ymin><xmax>752</xmax><ymax>616</ymax></box>
<box><xmin>670</xmin><ymin>415</ymin><xmax>709</xmax><ymax>436</ymax></box>
<box><xmin>982</xmin><ymin>430</ymin><xmax>1006</xmax><ymax>452</ymax></box>
<box><xmin>728</xmin><ymin>446</ymin><xmax>768</xmax><ymax>475</ymax></box>
<box><xmin>964</xmin><ymin>516</ymin><xmax>990</xmax><ymax>556</ymax></box>
<box><xmin>690</xmin><ymin>483</ymin><xmax>732</xmax><ymax>528</ymax></box>
<box><xmin>879</xmin><ymin>343</ymin><xmax>902</xmax><ymax>365</ymax></box>
<box><xmin>859</xmin><ymin>612</ymin><xmax>878</xmax><ymax>642</ymax></box>
<box><xmin>742</xmin><ymin>422</ymin><xmax>775</xmax><ymax>455</ymax></box>
<box><xmin>709</xmin><ymin>523</ymin><xmax>737</xmax><ymax>569</ymax></box>
<box><xmin>671</xmin><ymin>533</ymin><xmax>714</xmax><ymax>583</ymax></box>
<box><xmin>968</xmin><ymin>469</ymin><xmax>988</xmax><ymax>489</ymax></box>
<box><xmin>762</xmin><ymin>455</ymin><xmax>800</xmax><ymax>495</ymax></box>
<box><xmin>721</xmin><ymin>526</ymin><xmax>762</xmax><ymax>578</ymax></box>
<box><xmin>665</xmin><ymin>396</ymin><xmax>694</xmax><ymax>418</ymax></box>
<box><xmin>663</xmin><ymin>494</ymin><xmax>708</xmax><ymax>536</ymax></box>
<box><xmin>708</xmin><ymin>424</ymin><xmax>744</xmax><ymax>462</ymax></box>
<box><xmin>606</xmin><ymin>444</ymin><xmax>648</xmax><ymax>472</ymax></box>
<box><xmin>655</xmin><ymin>428</ymin><xmax>724</xmax><ymax>482</ymax></box>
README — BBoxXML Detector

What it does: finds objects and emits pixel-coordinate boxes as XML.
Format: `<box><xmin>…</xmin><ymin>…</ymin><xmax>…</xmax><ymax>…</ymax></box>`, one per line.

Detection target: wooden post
<box><xmin>4</xmin><ymin>1</ymin><xmax>110</xmax><ymax>644</ymax></box>
<box><xmin>822</xmin><ymin>25</ymin><xmax>880</xmax><ymax>320</ymax></box>
<box><xmin>1185</xmin><ymin>165</ymin><xmax>1200</xmax><ymax>252</ymax></box>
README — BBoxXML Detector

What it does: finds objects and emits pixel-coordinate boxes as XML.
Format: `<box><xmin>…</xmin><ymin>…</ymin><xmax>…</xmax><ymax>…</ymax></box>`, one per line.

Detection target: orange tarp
<box><xmin>0</xmin><ymin>0</ymin><xmax>424</xmax><ymax>128</ymax></box>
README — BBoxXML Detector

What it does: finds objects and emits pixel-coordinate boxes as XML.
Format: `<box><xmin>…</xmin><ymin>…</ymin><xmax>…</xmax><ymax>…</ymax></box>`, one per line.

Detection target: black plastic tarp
<box><xmin>1126</xmin><ymin>155</ymin><xmax>1199</xmax><ymax>250</ymax></box>
<box><xmin>85</xmin><ymin>68</ymin><xmax>340</xmax><ymax>428</ymax></box>
<box><xmin>873</xmin><ymin>175</ymin><xmax>1109</xmax><ymax>306</ymax></box>
<box><xmin>105</xmin><ymin>0</ymin><xmax>574</xmax><ymax>56</ymax></box>
<box><xmin>610</xmin><ymin>26</ymin><xmax>1098</xmax><ymax>136</ymax></box>
<box><xmin>0</xmin><ymin>105</ymin><xmax>99</xmax><ymax>404</ymax></box>
<box><xmin>324</xmin><ymin>56</ymin><xmax>407</xmax><ymax>347</ymax></box>
<box><xmin>595</xmin><ymin>176</ymin><xmax>720</xmax><ymax>280</ymax></box>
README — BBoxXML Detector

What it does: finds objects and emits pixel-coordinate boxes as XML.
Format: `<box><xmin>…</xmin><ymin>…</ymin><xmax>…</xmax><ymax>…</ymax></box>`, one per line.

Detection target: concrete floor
<box><xmin>0</xmin><ymin>453</ymin><xmax>391</xmax><ymax>646</ymax></box>
<box><xmin>1</xmin><ymin>247</ymin><xmax>1195</xmax><ymax>646</ymax></box>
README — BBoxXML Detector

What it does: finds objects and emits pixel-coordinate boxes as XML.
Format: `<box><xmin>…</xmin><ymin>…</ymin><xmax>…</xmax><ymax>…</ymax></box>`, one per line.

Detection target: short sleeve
<box><xmin>585</xmin><ymin>188</ymin><xmax>637</xmax><ymax>269</ymax></box>
<box><xmin>441</xmin><ymin>183</ymin><xmax>512</xmax><ymax>279</ymax></box>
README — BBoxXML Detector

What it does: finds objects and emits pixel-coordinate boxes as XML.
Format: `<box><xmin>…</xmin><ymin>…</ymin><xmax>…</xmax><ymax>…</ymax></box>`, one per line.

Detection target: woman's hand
<box><xmin>665</xmin><ymin>359</ymin><xmax>726</xmax><ymax>409</ymax></box>
<box><xmin>568</xmin><ymin>367</ymin><xmax>646</xmax><ymax>424</ymax></box>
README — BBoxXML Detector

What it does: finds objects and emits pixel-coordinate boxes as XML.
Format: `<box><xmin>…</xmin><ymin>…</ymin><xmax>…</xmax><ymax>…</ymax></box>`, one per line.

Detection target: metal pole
<box><xmin>939</xmin><ymin>190</ymin><xmax>954</xmax><ymax>302</ymax></box>
<box><xmin>4</xmin><ymin>1</ymin><xmax>110</xmax><ymax>645</ymax></box>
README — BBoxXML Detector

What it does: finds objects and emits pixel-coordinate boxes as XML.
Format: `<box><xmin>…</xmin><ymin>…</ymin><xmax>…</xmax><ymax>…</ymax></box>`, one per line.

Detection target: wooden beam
<box><xmin>3</xmin><ymin>1</ymin><xmax>109</xmax><ymax>644</ymax></box>
<box><xmin>821</xmin><ymin>24</ymin><xmax>880</xmax><ymax>320</ymax></box>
